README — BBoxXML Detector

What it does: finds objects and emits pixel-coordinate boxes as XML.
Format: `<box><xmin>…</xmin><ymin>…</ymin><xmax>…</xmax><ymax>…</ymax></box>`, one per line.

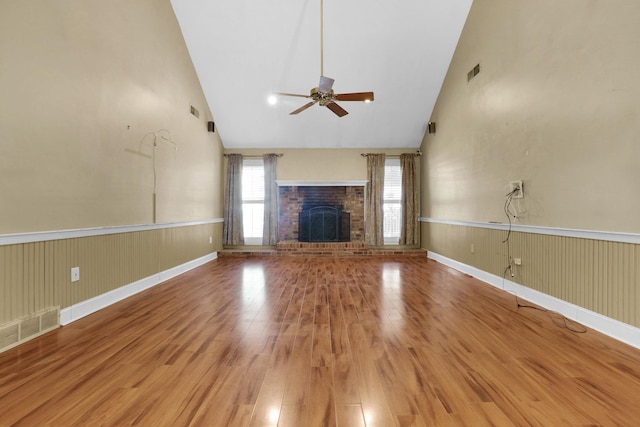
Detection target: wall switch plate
<box><xmin>513</xmin><ymin>258</ymin><xmax>522</xmax><ymax>266</ymax></box>
<box><xmin>509</xmin><ymin>180</ymin><xmax>524</xmax><ymax>199</ymax></box>
<box><xmin>71</xmin><ymin>267</ymin><xmax>80</xmax><ymax>282</ymax></box>
<box><xmin>209</xmin><ymin>236</ymin><xmax>213</xmax><ymax>244</ymax></box>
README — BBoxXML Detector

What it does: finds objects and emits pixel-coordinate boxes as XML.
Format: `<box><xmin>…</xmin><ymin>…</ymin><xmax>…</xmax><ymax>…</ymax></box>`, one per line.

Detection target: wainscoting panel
<box><xmin>159</xmin><ymin>223</ymin><xmax>218</xmax><ymax>271</ymax></box>
<box><xmin>54</xmin><ymin>231</ymin><xmax>162</xmax><ymax>309</ymax></box>
<box><xmin>422</xmin><ymin>221</ymin><xmax>640</xmax><ymax>328</ymax></box>
<box><xmin>0</xmin><ymin>221</ymin><xmax>222</xmax><ymax>329</ymax></box>
<box><xmin>1</xmin><ymin>242</ymin><xmax>53</xmax><ymax>324</ymax></box>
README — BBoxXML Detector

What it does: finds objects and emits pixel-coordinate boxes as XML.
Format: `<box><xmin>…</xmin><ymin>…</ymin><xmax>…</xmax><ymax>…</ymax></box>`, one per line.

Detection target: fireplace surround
<box><xmin>277</xmin><ymin>182</ymin><xmax>365</xmax><ymax>243</ymax></box>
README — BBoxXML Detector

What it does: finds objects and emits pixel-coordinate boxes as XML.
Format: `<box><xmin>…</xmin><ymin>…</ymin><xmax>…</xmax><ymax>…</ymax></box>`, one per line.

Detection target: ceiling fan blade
<box><xmin>290</xmin><ymin>101</ymin><xmax>318</xmax><ymax>115</ymax></box>
<box><xmin>335</xmin><ymin>92</ymin><xmax>375</xmax><ymax>102</ymax></box>
<box><xmin>318</xmin><ymin>76</ymin><xmax>335</xmax><ymax>93</ymax></box>
<box><xmin>326</xmin><ymin>102</ymin><xmax>349</xmax><ymax>117</ymax></box>
<box><xmin>275</xmin><ymin>92</ymin><xmax>311</xmax><ymax>98</ymax></box>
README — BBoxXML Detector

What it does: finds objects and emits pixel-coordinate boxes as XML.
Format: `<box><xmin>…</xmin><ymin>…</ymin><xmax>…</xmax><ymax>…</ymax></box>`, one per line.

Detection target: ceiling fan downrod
<box><xmin>320</xmin><ymin>0</ymin><xmax>324</xmax><ymax>77</ymax></box>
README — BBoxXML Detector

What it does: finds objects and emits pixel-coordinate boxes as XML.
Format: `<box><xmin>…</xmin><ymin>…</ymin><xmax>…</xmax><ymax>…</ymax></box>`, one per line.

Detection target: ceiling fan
<box><xmin>274</xmin><ymin>0</ymin><xmax>374</xmax><ymax>117</ymax></box>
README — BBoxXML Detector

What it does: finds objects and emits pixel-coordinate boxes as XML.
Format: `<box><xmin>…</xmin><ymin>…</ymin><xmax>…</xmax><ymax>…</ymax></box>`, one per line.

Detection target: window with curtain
<box><xmin>383</xmin><ymin>158</ymin><xmax>402</xmax><ymax>244</ymax></box>
<box><xmin>242</xmin><ymin>159</ymin><xmax>264</xmax><ymax>245</ymax></box>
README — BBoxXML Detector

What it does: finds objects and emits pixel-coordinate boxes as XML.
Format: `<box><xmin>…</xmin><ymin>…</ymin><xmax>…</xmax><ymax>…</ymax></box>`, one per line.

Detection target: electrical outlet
<box><xmin>470</xmin><ymin>244</ymin><xmax>475</xmax><ymax>254</ymax></box>
<box><xmin>509</xmin><ymin>180</ymin><xmax>524</xmax><ymax>199</ymax></box>
<box><xmin>71</xmin><ymin>267</ymin><xmax>80</xmax><ymax>282</ymax></box>
<box><xmin>209</xmin><ymin>236</ymin><xmax>213</xmax><ymax>244</ymax></box>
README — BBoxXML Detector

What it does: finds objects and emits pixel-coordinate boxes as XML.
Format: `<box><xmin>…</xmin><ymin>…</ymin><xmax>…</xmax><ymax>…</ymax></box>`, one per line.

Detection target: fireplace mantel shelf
<box><xmin>275</xmin><ymin>180</ymin><xmax>368</xmax><ymax>187</ymax></box>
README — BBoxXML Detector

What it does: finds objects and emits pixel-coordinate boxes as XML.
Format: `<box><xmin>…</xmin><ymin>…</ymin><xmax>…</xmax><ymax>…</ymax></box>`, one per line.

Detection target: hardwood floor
<box><xmin>2</xmin><ymin>256</ymin><xmax>640</xmax><ymax>426</ymax></box>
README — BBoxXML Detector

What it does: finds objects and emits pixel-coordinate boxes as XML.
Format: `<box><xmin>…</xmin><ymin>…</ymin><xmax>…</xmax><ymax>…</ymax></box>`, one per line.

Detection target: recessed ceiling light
<box><xmin>268</xmin><ymin>95</ymin><xmax>277</xmax><ymax>105</ymax></box>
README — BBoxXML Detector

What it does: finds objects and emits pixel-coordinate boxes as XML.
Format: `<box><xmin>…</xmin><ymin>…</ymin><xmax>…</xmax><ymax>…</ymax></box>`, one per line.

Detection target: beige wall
<box><xmin>0</xmin><ymin>1</ymin><xmax>223</xmax><ymax>330</ymax></box>
<box><xmin>0</xmin><ymin>0</ymin><xmax>224</xmax><ymax>234</ymax></box>
<box><xmin>421</xmin><ymin>0</ymin><xmax>640</xmax><ymax>233</ymax></box>
<box><xmin>223</xmin><ymin>148</ymin><xmax>416</xmax><ymax>181</ymax></box>
<box><xmin>420</xmin><ymin>0</ymin><xmax>640</xmax><ymax>329</ymax></box>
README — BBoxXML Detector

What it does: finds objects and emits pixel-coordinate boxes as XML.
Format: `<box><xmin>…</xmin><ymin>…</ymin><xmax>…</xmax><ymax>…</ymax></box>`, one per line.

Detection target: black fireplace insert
<box><xmin>298</xmin><ymin>205</ymin><xmax>350</xmax><ymax>242</ymax></box>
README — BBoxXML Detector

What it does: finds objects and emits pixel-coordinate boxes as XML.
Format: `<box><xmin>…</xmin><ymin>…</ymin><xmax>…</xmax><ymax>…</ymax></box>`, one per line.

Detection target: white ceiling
<box><xmin>170</xmin><ymin>0</ymin><xmax>472</xmax><ymax>149</ymax></box>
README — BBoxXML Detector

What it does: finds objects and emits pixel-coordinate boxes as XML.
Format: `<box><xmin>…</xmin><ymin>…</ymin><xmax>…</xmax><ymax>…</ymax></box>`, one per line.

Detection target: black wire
<box><xmin>515</xmin><ymin>294</ymin><xmax>587</xmax><ymax>334</ymax></box>
<box><xmin>502</xmin><ymin>189</ymin><xmax>517</xmax><ymax>279</ymax></box>
<box><xmin>502</xmin><ymin>189</ymin><xmax>518</xmax><ymax>243</ymax></box>
<box><xmin>501</xmin><ymin>187</ymin><xmax>586</xmax><ymax>334</ymax></box>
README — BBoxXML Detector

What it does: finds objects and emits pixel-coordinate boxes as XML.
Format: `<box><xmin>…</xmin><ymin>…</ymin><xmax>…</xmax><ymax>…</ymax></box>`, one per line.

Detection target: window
<box><xmin>242</xmin><ymin>159</ymin><xmax>264</xmax><ymax>245</ymax></box>
<box><xmin>383</xmin><ymin>158</ymin><xmax>401</xmax><ymax>245</ymax></box>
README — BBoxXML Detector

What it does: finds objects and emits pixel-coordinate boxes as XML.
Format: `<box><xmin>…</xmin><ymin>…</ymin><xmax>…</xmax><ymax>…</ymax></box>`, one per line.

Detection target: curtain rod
<box><xmin>361</xmin><ymin>151</ymin><xmax>422</xmax><ymax>157</ymax></box>
<box><xmin>224</xmin><ymin>153</ymin><xmax>284</xmax><ymax>158</ymax></box>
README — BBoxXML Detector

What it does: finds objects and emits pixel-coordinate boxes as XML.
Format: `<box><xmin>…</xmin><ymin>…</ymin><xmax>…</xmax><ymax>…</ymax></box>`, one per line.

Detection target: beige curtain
<box><xmin>223</xmin><ymin>154</ymin><xmax>244</xmax><ymax>245</ymax></box>
<box><xmin>400</xmin><ymin>153</ymin><xmax>419</xmax><ymax>246</ymax></box>
<box><xmin>262</xmin><ymin>153</ymin><xmax>279</xmax><ymax>245</ymax></box>
<box><xmin>365</xmin><ymin>153</ymin><xmax>385</xmax><ymax>246</ymax></box>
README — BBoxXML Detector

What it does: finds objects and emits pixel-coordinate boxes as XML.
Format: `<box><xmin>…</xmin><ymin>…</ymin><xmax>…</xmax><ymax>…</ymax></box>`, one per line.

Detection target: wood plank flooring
<box><xmin>2</xmin><ymin>256</ymin><xmax>640</xmax><ymax>426</ymax></box>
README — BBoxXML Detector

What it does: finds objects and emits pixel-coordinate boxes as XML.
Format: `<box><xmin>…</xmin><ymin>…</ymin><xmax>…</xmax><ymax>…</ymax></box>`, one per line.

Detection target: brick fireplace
<box><xmin>278</xmin><ymin>184</ymin><xmax>365</xmax><ymax>242</ymax></box>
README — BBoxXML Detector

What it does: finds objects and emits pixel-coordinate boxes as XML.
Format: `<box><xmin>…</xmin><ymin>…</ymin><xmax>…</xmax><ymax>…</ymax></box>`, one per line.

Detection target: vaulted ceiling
<box><xmin>170</xmin><ymin>0</ymin><xmax>472</xmax><ymax>149</ymax></box>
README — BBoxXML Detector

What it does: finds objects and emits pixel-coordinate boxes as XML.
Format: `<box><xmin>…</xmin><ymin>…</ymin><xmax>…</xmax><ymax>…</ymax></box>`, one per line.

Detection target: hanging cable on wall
<box><xmin>502</xmin><ymin>187</ymin><xmax>519</xmax><ymax>279</ymax></box>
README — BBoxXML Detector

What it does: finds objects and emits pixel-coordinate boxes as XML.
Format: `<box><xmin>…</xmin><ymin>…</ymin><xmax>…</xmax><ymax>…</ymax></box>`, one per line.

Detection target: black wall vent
<box><xmin>467</xmin><ymin>63</ymin><xmax>480</xmax><ymax>81</ymax></box>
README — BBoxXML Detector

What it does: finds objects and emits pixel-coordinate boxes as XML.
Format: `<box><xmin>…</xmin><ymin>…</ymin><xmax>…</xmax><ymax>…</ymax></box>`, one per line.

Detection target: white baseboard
<box><xmin>60</xmin><ymin>252</ymin><xmax>218</xmax><ymax>325</ymax></box>
<box><xmin>428</xmin><ymin>251</ymin><xmax>640</xmax><ymax>350</ymax></box>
